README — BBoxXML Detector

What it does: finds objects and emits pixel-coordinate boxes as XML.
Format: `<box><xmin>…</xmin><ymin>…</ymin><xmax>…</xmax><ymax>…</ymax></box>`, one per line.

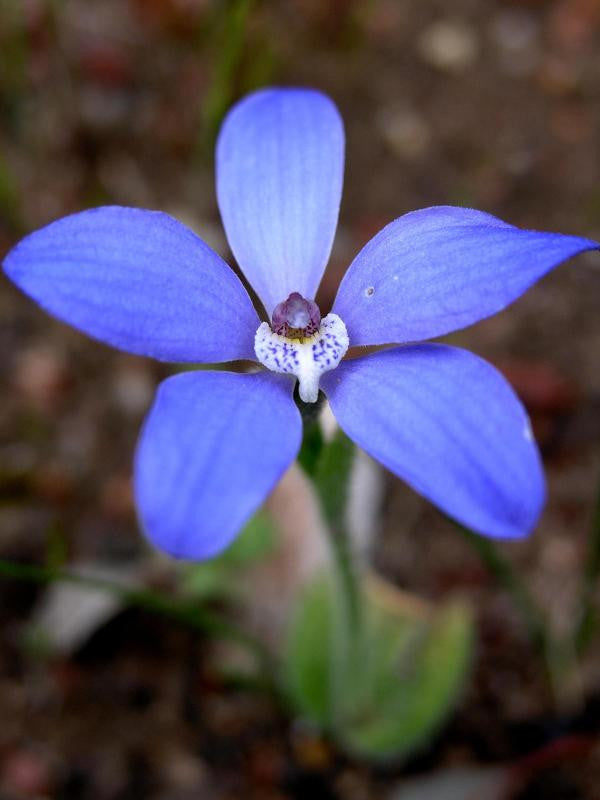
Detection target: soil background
<box><xmin>1</xmin><ymin>1</ymin><xmax>600</xmax><ymax>798</ymax></box>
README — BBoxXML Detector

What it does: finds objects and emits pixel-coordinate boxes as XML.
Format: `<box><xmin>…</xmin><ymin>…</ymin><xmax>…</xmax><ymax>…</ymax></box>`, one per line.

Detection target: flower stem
<box><xmin>313</xmin><ymin>429</ymin><xmax>362</xmax><ymax>634</ymax></box>
<box><xmin>296</xmin><ymin>398</ymin><xmax>363</xmax><ymax>637</ymax></box>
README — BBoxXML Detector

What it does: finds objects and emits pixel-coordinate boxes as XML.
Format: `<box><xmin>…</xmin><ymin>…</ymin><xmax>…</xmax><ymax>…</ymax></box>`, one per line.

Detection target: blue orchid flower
<box><xmin>3</xmin><ymin>88</ymin><xmax>598</xmax><ymax>560</ymax></box>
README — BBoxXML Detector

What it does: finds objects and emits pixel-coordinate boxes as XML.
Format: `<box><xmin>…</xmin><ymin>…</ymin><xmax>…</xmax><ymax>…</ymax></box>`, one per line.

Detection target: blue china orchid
<box><xmin>3</xmin><ymin>88</ymin><xmax>598</xmax><ymax>559</ymax></box>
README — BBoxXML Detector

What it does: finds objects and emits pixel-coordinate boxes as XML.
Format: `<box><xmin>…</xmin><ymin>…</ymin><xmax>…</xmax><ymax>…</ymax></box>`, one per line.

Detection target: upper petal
<box><xmin>216</xmin><ymin>88</ymin><xmax>345</xmax><ymax>315</ymax></box>
<box><xmin>134</xmin><ymin>369</ymin><xmax>301</xmax><ymax>559</ymax></box>
<box><xmin>3</xmin><ymin>206</ymin><xmax>260</xmax><ymax>362</ymax></box>
<box><xmin>333</xmin><ymin>206</ymin><xmax>598</xmax><ymax>346</ymax></box>
<box><xmin>321</xmin><ymin>345</ymin><xmax>545</xmax><ymax>539</ymax></box>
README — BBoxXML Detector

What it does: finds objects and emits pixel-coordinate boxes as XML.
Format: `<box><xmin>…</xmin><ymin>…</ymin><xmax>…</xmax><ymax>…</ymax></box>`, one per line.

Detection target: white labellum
<box><xmin>254</xmin><ymin>313</ymin><xmax>349</xmax><ymax>403</ymax></box>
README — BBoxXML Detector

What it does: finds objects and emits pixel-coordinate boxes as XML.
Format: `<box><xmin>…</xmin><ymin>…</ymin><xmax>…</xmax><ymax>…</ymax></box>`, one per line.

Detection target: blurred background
<box><xmin>1</xmin><ymin>0</ymin><xmax>600</xmax><ymax>798</ymax></box>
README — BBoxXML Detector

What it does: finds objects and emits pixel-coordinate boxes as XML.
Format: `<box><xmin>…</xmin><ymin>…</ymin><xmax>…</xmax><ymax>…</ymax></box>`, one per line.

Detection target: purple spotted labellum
<box><xmin>3</xmin><ymin>88</ymin><xmax>598</xmax><ymax>559</ymax></box>
<box><xmin>256</xmin><ymin>291</ymin><xmax>348</xmax><ymax>403</ymax></box>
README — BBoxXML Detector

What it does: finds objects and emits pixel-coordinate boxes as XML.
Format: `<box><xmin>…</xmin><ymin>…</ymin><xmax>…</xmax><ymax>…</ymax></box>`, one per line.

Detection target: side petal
<box><xmin>216</xmin><ymin>88</ymin><xmax>345</xmax><ymax>315</ymax></box>
<box><xmin>3</xmin><ymin>206</ymin><xmax>260</xmax><ymax>362</ymax></box>
<box><xmin>333</xmin><ymin>206</ymin><xmax>598</xmax><ymax>345</ymax></box>
<box><xmin>321</xmin><ymin>345</ymin><xmax>545</xmax><ymax>539</ymax></box>
<box><xmin>134</xmin><ymin>370</ymin><xmax>301</xmax><ymax>559</ymax></box>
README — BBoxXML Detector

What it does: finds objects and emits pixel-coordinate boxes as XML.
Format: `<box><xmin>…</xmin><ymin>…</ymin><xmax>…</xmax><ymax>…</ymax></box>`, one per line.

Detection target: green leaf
<box><xmin>342</xmin><ymin>598</ymin><xmax>473</xmax><ymax>760</ymax></box>
<box><xmin>223</xmin><ymin>511</ymin><xmax>275</xmax><ymax>564</ymax></box>
<box><xmin>180</xmin><ymin>511</ymin><xmax>276</xmax><ymax>601</ymax></box>
<box><xmin>179</xmin><ymin>561</ymin><xmax>230</xmax><ymax>602</ymax></box>
<box><xmin>284</xmin><ymin>576</ymin><xmax>334</xmax><ymax>724</ymax></box>
<box><xmin>283</xmin><ymin>573</ymin><xmax>473</xmax><ymax>761</ymax></box>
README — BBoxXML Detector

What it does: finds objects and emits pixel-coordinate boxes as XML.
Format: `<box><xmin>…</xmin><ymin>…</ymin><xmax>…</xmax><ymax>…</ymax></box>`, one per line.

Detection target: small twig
<box><xmin>456</xmin><ymin>525</ymin><xmax>551</xmax><ymax>656</ymax></box>
<box><xmin>0</xmin><ymin>558</ymin><xmax>274</xmax><ymax>678</ymax></box>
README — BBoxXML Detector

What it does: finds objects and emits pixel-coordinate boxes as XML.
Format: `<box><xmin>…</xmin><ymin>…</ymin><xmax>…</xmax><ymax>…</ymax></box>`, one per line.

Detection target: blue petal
<box><xmin>134</xmin><ymin>370</ymin><xmax>301</xmax><ymax>559</ymax></box>
<box><xmin>321</xmin><ymin>345</ymin><xmax>545</xmax><ymax>539</ymax></box>
<box><xmin>3</xmin><ymin>206</ymin><xmax>260</xmax><ymax>362</ymax></box>
<box><xmin>333</xmin><ymin>206</ymin><xmax>598</xmax><ymax>345</ymax></box>
<box><xmin>216</xmin><ymin>88</ymin><xmax>345</xmax><ymax>315</ymax></box>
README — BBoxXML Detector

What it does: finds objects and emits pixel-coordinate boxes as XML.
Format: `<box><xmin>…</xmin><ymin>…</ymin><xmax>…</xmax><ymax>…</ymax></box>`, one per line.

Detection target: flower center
<box><xmin>271</xmin><ymin>292</ymin><xmax>321</xmax><ymax>339</ymax></box>
<box><xmin>254</xmin><ymin>292</ymin><xmax>349</xmax><ymax>404</ymax></box>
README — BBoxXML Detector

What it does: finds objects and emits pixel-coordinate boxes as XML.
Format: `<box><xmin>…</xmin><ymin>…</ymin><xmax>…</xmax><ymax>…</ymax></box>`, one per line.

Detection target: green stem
<box><xmin>574</xmin><ymin>480</ymin><xmax>600</xmax><ymax>655</ymax></box>
<box><xmin>297</xmin><ymin>407</ymin><xmax>363</xmax><ymax>636</ymax></box>
<box><xmin>199</xmin><ymin>0</ymin><xmax>255</xmax><ymax>152</ymax></box>
<box><xmin>297</xmin><ymin>415</ymin><xmax>364</xmax><ymax>728</ymax></box>
<box><xmin>0</xmin><ymin>558</ymin><xmax>273</xmax><ymax>677</ymax></box>
<box><xmin>329</xmin><ymin>524</ymin><xmax>362</xmax><ymax>635</ymax></box>
<box><xmin>457</xmin><ymin>525</ymin><xmax>550</xmax><ymax>656</ymax></box>
<box><xmin>456</xmin><ymin>525</ymin><xmax>573</xmax><ymax>704</ymax></box>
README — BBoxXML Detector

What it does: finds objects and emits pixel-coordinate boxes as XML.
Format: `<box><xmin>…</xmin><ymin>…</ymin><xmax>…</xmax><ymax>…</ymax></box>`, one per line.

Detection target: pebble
<box><xmin>537</xmin><ymin>55</ymin><xmax>582</xmax><ymax>96</ymax></box>
<box><xmin>417</xmin><ymin>19</ymin><xmax>479</xmax><ymax>73</ymax></box>
<box><xmin>14</xmin><ymin>345</ymin><xmax>70</xmax><ymax>410</ymax></box>
<box><xmin>377</xmin><ymin>105</ymin><xmax>432</xmax><ymax>160</ymax></box>
<box><xmin>160</xmin><ymin>750</ymin><xmax>207</xmax><ymax>793</ymax></box>
<box><xmin>78</xmin><ymin>85</ymin><xmax>135</xmax><ymax>131</ymax></box>
<box><xmin>490</xmin><ymin>9</ymin><xmax>541</xmax><ymax>77</ymax></box>
<box><xmin>100</xmin><ymin>473</ymin><xmax>134</xmax><ymax>520</ymax></box>
<box><xmin>1</xmin><ymin>748</ymin><xmax>53</xmax><ymax>797</ymax></box>
<box><xmin>364</xmin><ymin>0</ymin><xmax>406</xmax><ymax>43</ymax></box>
<box><xmin>551</xmin><ymin>103</ymin><xmax>593</xmax><ymax>145</ymax></box>
<box><xmin>112</xmin><ymin>363</ymin><xmax>154</xmax><ymax>415</ymax></box>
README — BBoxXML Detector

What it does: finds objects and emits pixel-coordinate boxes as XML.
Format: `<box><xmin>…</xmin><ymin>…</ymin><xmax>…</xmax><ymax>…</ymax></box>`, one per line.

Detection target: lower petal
<box><xmin>134</xmin><ymin>370</ymin><xmax>301</xmax><ymax>559</ymax></box>
<box><xmin>321</xmin><ymin>345</ymin><xmax>545</xmax><ymax>539</ymax></box>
